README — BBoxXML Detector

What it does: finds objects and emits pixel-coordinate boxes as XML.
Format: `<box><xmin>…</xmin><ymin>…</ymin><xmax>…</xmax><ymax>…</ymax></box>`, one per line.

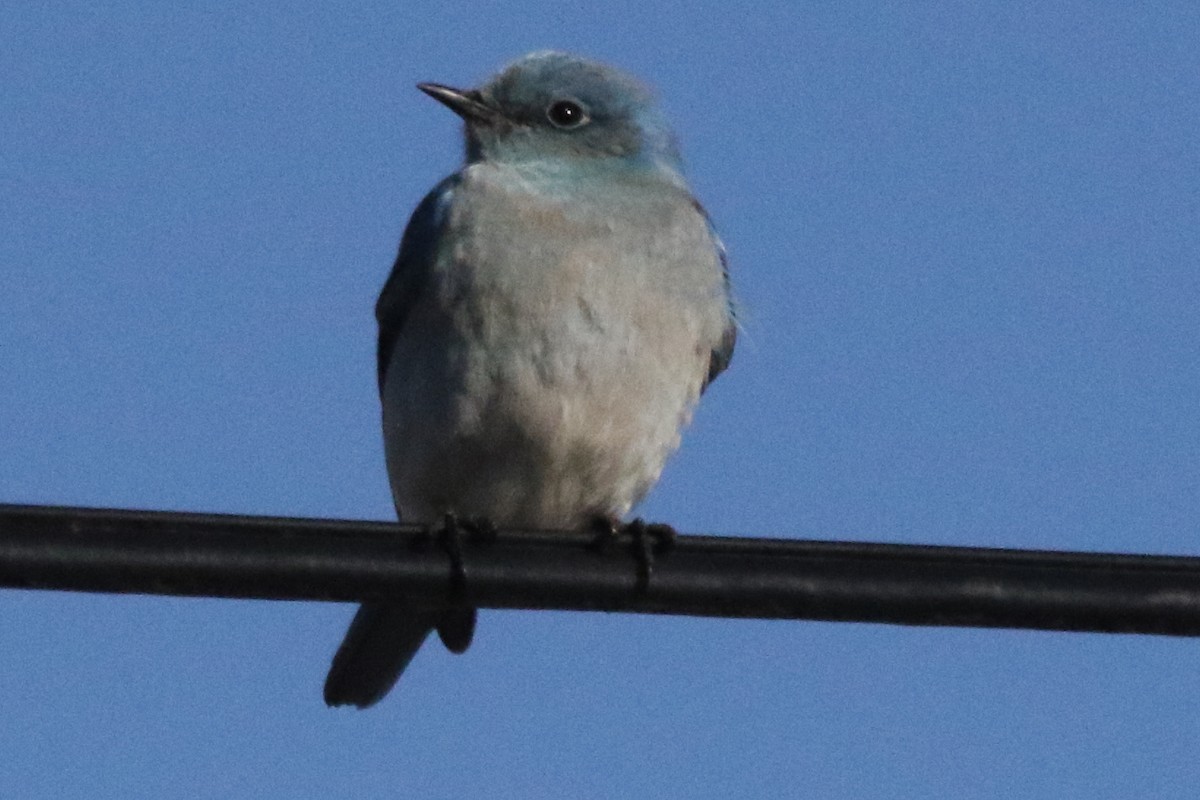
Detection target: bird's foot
<box><xmin>589</xmin><ymin>516</ymin><xmax>677</xmax><ymax>593</ymax></box>
<box><xmin>588</xmin><ymin>514</ymin><xmax>622</xmax><ymax>552</ymax></box>
<box><xmin>625</xmin><ymin>518</ymin><xmax>677</xmax><ymax>592</ymax></box>
<box><xmin>428</xmin><ymin>512</ymin><xmax>494</xmax><ymax>654</ymax></box>
<box><xmin>430</xmin><ymin>512</ymin><xmax>498</xmax><ymax>593</ymax></box>
<box><xmin>436</xmin><ymin>605</ymin><xmax>477</xmax><ymax>654</ymax></box>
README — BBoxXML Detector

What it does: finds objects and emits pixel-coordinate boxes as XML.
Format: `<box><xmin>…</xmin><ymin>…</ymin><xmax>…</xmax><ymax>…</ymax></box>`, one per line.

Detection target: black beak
<box><xmin>417</xmin><ymin>83</ymin><xmax>502</xmax><ymax>124</ymax></box>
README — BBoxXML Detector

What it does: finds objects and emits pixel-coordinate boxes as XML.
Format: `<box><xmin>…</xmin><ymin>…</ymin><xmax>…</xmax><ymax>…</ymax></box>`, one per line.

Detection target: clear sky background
<box><xmin>2</xmin><ymin>2</ymin><xmax>1199</xmax><ymax>798</ymax></box>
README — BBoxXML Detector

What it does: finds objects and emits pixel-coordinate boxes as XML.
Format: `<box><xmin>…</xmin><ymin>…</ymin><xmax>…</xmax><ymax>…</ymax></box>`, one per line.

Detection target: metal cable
<box><xmin>3</xmin><ymin>503</ymin><xmax>1200</xmax><ymax>636</ymax></box>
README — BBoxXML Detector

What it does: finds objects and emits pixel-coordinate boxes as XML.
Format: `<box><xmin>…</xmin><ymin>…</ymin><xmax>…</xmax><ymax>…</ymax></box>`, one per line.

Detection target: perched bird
<box><xmin>324</xmin><ymin>51</ymin><xmax>737</xmax><ymax>708</ymax></box>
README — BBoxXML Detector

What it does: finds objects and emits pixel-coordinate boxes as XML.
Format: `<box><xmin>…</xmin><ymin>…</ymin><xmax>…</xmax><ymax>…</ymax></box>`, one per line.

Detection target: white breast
<box><xmin>382</xmin><ymin>163</ymin><xmax>728</xmax><ymax>529</ymax></box>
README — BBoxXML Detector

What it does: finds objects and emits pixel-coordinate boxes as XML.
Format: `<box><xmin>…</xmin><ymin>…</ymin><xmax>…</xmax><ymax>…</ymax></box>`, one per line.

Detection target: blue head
<box><xmin>418</xmin><ymin>51</ymin><xmax>683</xmax><ymax>175</ymax></box>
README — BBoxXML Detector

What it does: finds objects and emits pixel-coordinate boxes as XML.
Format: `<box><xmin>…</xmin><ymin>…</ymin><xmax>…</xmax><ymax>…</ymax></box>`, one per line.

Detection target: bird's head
<box><xmin>418</xmin><ymin>51</ymin><xmax>683</xmax><ymax>174</ymax></box>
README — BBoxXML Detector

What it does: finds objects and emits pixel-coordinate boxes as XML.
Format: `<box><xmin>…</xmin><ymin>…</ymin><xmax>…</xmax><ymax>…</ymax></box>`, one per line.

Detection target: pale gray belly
<box><xmin>380</xmin><ymin>291</ymin><xmax>706</xmax><ymax>529</ymax></box>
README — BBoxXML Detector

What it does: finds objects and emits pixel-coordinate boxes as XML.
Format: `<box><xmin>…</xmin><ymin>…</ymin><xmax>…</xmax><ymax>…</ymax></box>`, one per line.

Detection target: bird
<box><xmin>324</xmin><ymin>51</ymin><xmax>737</xmax><ymax>708</ymax></box>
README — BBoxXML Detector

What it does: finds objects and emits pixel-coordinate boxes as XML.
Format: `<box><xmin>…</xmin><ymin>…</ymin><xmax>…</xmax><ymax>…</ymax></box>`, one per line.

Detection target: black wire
<box><xmin>3</xmin><ymin>502</ymin><xmax>1200</xmax><ymax>636</ymax></box>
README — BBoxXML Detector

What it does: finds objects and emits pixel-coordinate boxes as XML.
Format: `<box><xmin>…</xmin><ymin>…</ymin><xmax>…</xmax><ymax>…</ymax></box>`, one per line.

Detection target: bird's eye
<box><xmin>546</xmin><ymin>100</ymin><xmax>589</xmax><ymax>129</ymax></box>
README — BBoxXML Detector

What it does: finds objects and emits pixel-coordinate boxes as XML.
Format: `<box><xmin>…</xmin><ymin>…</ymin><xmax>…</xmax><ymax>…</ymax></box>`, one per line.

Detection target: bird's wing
<box><xmin>337</xmin><ymin>176</ymin><xmax>462</xmax><ymax>708</ymax></box>
<box><xmin>693</xmin><ymin>200</ymin><xmax>737</xmax><ymax>391</ymax></box>
<box><xmin>374</xmin><ymin>174</ymin><xmax>461</xmax><ymax>393</ymax></box>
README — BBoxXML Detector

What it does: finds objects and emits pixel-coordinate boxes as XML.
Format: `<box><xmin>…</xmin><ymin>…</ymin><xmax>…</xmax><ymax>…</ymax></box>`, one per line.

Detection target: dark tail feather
<box><xmin>324</xmin><ymin>602</ymin><xmax>436</xmax><ymax>708</ymax></box>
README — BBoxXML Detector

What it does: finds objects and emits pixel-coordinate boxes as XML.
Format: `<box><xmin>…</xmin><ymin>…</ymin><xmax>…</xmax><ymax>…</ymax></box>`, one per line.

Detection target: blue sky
<box><xmin>2</xmin><ymin>2</ymin><xmax>1199</xmax><ymax>797</ymax></box>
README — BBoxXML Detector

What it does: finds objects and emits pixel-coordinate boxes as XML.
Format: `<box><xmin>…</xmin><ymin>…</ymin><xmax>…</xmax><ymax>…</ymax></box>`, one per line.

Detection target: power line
<box><xmin>2</xmin><ymin>502</ymin><xmax>1200</xmax><ymax>636</ymax></box>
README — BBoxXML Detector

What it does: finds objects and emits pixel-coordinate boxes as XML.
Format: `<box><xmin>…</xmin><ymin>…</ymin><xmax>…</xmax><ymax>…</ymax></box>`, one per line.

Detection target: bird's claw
<box><xmin>625</xmin><ymin>518</ymin><xmax>676</xmax><ymax>592</ymax></box>
<box><xmin>436</xmin><ymin>605</ymin><xmax>477</xmax><ymax>654</ymax></box>
<box><xmin>428</xmin><ymin>512</ymin><xmax>493</xmax><ymax>654</ymax></box>
<box><xmin>588</xmin><ymin>515</ymin><xmax>621</xmax><ymax>552</ymax></box>
<box><xmin>589</xmin><ymin>516</ymin><xmax>677</xmax><ymax>593</ymax></box>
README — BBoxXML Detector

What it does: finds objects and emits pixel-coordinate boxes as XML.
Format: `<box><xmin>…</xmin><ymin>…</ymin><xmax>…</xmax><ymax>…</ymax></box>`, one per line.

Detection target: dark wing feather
<box><xmin>693</xmin><ymin>199</ymin><xmax>737</xmax><ymax>391</ymax></box>
<box><xmin>325</xmin><ymin>175</ymin><xmax>463</xmax><ymax>709</ymax></box>
<box><xmin>375</xmin><ymin>175</ymin><xmax>461</xmax><ymax>392</ymax></box>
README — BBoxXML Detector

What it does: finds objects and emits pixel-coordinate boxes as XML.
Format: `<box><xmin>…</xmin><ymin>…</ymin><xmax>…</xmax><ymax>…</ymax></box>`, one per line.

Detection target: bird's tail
<box><xmin>324</xmin><ymin>602</ymin><xmax>436</xmax><ymax>708</ymax></box>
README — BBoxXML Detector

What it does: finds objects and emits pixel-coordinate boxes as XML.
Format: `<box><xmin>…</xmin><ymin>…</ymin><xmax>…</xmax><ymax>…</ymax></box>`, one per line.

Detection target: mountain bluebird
<box><xmin>324</xmin><ymin>51</ymin><xmax>736</xmax><ymax>708</ymax></box>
